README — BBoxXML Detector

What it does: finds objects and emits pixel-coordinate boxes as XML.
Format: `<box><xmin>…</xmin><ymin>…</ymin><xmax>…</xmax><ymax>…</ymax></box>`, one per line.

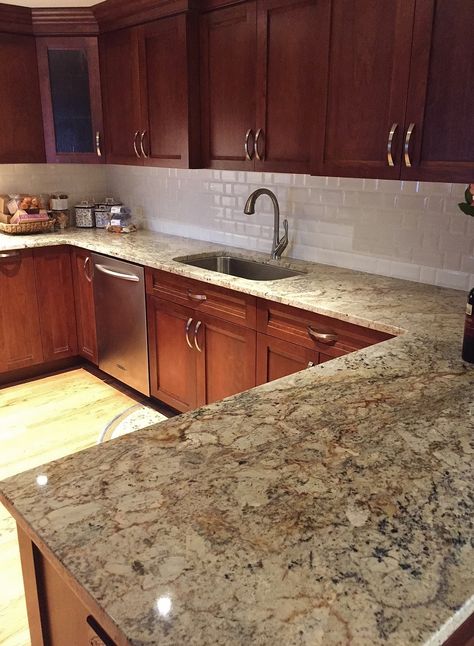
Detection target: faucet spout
<box><xmin>243</xmin><ymin>188</ymin><xmax>289</xmax><ymax>260</ymax></box>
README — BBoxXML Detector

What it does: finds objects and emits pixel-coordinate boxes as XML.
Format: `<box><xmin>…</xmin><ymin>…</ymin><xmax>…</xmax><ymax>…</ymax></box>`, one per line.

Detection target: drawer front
<box><xmin>257</xmin><ymin>299</ymin><xmax>393</xmax><ymax>358</ymax></box>
<box><xmin>145</xmin><ymin>268</ymin><xmax>256</xmax><ymax>328</ymax></box>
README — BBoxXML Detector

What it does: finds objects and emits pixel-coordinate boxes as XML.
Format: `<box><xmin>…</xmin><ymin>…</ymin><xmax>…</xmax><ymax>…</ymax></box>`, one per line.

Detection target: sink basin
<box><xmin>174</xmin><ymin>255</ymin><xmax>305</xmax><ymax>281</ymax></box>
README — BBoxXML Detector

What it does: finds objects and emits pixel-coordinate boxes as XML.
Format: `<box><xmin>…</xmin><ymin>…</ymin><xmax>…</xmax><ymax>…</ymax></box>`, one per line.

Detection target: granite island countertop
<box><xmin>0</xmin><ymin>228</ymin><xmax>473</xmax><ymax>646</ymax></box>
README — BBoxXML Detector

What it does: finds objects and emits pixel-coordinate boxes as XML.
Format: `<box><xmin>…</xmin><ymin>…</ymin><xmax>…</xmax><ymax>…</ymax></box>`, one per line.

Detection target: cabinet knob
<box><xmin>307</xmin><ymin>326</ymin><xmax>337</xmax><ymax>344</ymax></box>
<box><xmin>185</xmin><ymin>317</ymin><xmax>194</xmax><ymax>349</ymax></box>
<box><xmin>307</xmin><ymin>361</ymin><xmax>315</xmax><ymax>368</ymax></box>
<box><xmin>254</xmin><ymin>128</ymin><xmax>265</xmax><ymax>161</ymax></box>
<box><xmin>187</xmin><ymin>291</ymin><xmax>207</xmax><ymax>302</ymax></box>
<box><xmin>404</xmin><ymin>122</ymin><xmax>415</xmax><ymax>167</ymax></box>
<box><xmin>387</xmin><ymin>122</ymin><xmax>398</xmax><ymax>167</ymax></box>
<box><xmin>133</xmin><ymin>130</ymin><xmax>141</xmax><ymax>158</ymax></box>
<box><xmin>194</xmin><ymin>320</ymin><xmax>203</xmax><ymax>352</ymax></box>
<box><xmin>244</xmin><ymin>129</ymin><xmax>254</xmax><ymax>161</ymax></box>
<box><xmin>95</xmin><ymin>131</ymin><xmax>102</xmax><ymax>158</ymax></box>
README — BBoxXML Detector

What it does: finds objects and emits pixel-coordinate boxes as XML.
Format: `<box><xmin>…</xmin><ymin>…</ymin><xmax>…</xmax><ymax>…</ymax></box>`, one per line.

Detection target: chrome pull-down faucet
<box><xmin>244</xmin><ymin>188</ymin><xmax>289</xmax><ymax>260</ymax></box>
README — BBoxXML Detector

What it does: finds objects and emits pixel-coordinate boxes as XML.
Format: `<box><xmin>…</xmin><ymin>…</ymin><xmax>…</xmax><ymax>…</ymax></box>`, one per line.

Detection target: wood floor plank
<box><xmin>0</xmin><ymin>368</ymin><xmax>141</xmax><ymax>646</ymax></box>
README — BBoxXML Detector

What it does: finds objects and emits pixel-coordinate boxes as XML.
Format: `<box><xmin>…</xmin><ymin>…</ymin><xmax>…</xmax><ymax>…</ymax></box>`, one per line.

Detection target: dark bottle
<box><xmin>462</xmin><ymin>288</ymin><xmax>474</xmax><ymax>363</ymax></box>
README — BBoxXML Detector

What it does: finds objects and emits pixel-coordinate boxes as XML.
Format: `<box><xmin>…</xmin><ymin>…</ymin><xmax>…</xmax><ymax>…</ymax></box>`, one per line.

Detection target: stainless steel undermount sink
<box><xmin>174</xmin><ymin>255</ymin><xmax>305</xmax><ymax>281</ymax></box>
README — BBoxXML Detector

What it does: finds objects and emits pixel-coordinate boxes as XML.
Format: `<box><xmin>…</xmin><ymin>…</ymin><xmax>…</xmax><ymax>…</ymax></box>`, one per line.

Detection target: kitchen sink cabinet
<box><xmin>33</xmin><ymin>247</ymin><xmax>78</xmax><ymax>362</ymax></box>
<box><xmin>200</xmin><ymin>0</ymin><xmax>329</xmax><ymax>174</ymax></box>
<box><xmin>71</xmin><ymin>247</ymin><xmax>98</xmax><ymax>364</ymax></box>
<box><xmin>147</xmin><ymin>296</ymin><xmax>198</xmax><ymax>412</ymax></box>
<box><xmin>0</xmin><ymin>34</ymin><xmax>45</xmax><ymax>163</ymax></box>
<box><xmin>101</xmin><ymin>14</ymin><xmax>199</xmax><ymax>168</ymax></box>
<box><xmin>36</xmin><ymin>36</ymin><xmax>104</xmax><ymax>164</ymax></box>
<box><xmin>0</xmin><ymin>250</ymin><xmax>43</xmax><ymax>373</ymax></box>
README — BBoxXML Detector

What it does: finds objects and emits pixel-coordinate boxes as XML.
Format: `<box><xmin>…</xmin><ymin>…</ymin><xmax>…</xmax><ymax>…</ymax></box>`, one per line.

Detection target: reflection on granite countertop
<box><xmin>0</xmin><ymin>228</ymin><xmax>473</xmax><ymax>646</ymax></box>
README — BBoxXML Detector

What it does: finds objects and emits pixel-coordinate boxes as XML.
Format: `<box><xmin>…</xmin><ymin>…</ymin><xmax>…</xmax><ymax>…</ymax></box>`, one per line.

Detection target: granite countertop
<box><xmin>0</xmin><ymin>228</ymin><xmax>473</xmax><ymax>646</ymax></box>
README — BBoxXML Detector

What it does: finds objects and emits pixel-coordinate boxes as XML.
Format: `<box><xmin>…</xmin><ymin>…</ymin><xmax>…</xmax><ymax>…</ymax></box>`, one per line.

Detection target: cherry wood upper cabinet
<box><xmin>33</xmin><ymin>247</ymin><xmax>78</xmax><ymax>362</ymax></box>
<box><xmin>139</xmin><ymin>14</ymin><xmax>200</xmax><ymax>167</ymax></box>
<box><xmin>0</xmin><ymin>250</ymin><xmax>43</xmax><ymax>373</ymax></box>
<box><xmin>101</xmin><ymin>14</ymin><xmax>199</xmax><ymax>167</ymax></box>
<box><xmin>312</xmin><ymin>0</ymin><xmax>415</xmax><ymax>179</ymax></box>
<box><xmin>36</xmin><ymin>36</ymin><xmax>104</xmax><ymax>164</ymax></box>
<box><xmin>100</xmin><ymin>27</ymin><xmax>141</xmax><ymax>165</ymax></box>
<box><xmin>0</xmin><ymin>34</ymin><xmax>45</xmax><ymax>163</ymax></box>
<box><xmin>254</xmin><ymin>0</ymin><xmax>330</xmax><ymax>174</ymax></box>
<box><xmin>402</xmin><ymin>0</ymin><xmax>474</xmax><ymax>182</ymax></box>
<box><xmin>201</xmin><ymin>0</ymin><xmax>329</xmax><ymax>174</ymax></box>
<box><xmin>200</xmin><ymin>2</ymin><xmax>257</xmax><ymax>170</ymax></box>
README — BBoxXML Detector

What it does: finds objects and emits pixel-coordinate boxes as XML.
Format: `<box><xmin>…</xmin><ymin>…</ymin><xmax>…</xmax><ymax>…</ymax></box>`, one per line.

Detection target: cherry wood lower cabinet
<box><xmin>256</xmin><ymin>333</ymin><xmax>318</xmax><ymax>385</ymax></box>
<box><xmin>0</xmin><ymin>250</ymin><xmax>43</xmax><ymax>373</ymax></box>
<box><xmin>147</xmin><ymin>295</ymin><xmax>256</xmax><ymax>412</ymax></box>
<box><xmin>71</xmin><ymin>248</ymin><xmax>98</xmax><ymax>364</ymax></box>
<box><xmin>17</xmin><ymin>525</ymin><xmax>128</xmax><ymax>646</ymax></box>
<box><xmin>33</xmin><ymin>247</ymin><xmax>77</xmax><ymax>362</ymax></box>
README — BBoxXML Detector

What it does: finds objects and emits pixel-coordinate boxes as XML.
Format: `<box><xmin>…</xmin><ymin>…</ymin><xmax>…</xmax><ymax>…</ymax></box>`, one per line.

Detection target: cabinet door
<box><xmin>255</xmin><ymin>0</ymin><xmax>330</xmax><ymax>174</ymax></box>
<box><xmin>0</xmin><ymin>250</ymin><xmax>43</xmax><ymax>373</ymax></box>
<box><xmin>312</xmin><ymin>0</ymin><xmax>415</xmax><ymax>179</ymax></box>
<box><xmin>402</xmin><ymin>0</ymin><xmax>474</xmax><ymax>182</ymax></box>
<box><xmin>200</xmin><ymin>2</ymin><xmax>257</xmax><ymax>170</ymax></box>
<box><xmin>36</xmin><ymin>36</ymin><xmax>104</xmax><ymax>164</ymax></box>
<box><xmin>34</xmin><ymin>247</ymin><xmax>77</xmax><ymax>362</ymax></box>
<box><xmin>139</xmin><ymin>14</ymin><xmax>199</xmax><ymax>168</ymax></box>
<box><xmin>100</xmin><ymin>27</ymin><xmax>142</xmax><ymax>165</ymax></box>
<box><xmin>71</xmin><ymin>248</ymin><xmax>97</xmax><ymax>364</ymax></box>
<box><xmin>0</xmin><ymin>34</ymin><xmax>45</xmax><ymax>163</ymax></box>
<box><xmin>256</xmin><ymin>333</ymin><xmax>317</xmax><ymax>385</ymax></box>
<box><xmin>194</xmin><ymin>314</ymin><xmax>256</xmax><ymax>406</ymax></box>
<box><xmin>147</xmin><ymin>297</ymin><xmax>197</xmax><ymax>412</ymax></box>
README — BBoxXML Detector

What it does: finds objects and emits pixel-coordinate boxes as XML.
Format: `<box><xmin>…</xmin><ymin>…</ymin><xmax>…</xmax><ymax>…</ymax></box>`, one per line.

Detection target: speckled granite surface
<box><xmin>0</xmin><ymin>229</ymin><xmax>473</xmax><ymax>645</ymax></box>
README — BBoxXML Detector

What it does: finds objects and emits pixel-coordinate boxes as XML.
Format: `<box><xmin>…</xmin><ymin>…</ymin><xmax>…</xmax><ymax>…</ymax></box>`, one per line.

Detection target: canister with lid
<box><xmin>75</xmin><ymin>201</ymin><xmax>95</xmax><ymax>228</ymax></box>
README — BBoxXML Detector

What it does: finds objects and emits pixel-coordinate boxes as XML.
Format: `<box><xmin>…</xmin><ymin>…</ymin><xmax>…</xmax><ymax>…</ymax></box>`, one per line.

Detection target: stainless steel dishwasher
<box><xmin>91</xmin><ymin>253</ymin><xmax>150</xmax><ymax>396</ymax></box>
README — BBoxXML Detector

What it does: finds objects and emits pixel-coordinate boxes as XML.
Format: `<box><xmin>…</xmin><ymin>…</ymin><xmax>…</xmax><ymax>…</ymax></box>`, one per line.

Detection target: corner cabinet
<box><xmin>146</xmin><ymin>268</ymin><xmax>257</xmax><ymax>412</ymax></box>
<box><xmin>0</xmin><ymin>34</ymin><xmax>45</xmax><ymax>163</ymax></box>
<box><xmin>36</xmin><ymin>36</ymin><xmax>104</xmax><ymax>164</ymax></box>
<box><xmin>0</xmin><ymin>247</ymin><xmax>77</xmax><ymax>375</ymax></box>
<box><xmin>100</xmin><ymin>13</ymin><xmax>199</xmax><ymax>168</ymax></box>
<box><xmin>200</xmin><ymin>0</ymin><xmax>330</xmax><ymax>174</ymax></box>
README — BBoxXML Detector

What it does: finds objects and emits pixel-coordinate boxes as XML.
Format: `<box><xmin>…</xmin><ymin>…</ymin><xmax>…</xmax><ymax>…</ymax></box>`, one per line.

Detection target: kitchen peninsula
<box><xmin>0</xmin><ymin>229</ymin><xmax>473</xmax><ymax>646</ymax></box>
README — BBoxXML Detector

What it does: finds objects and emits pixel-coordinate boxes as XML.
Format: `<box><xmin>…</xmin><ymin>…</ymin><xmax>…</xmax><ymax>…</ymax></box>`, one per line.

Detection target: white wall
<box><xmin>0</xmin><ymin>164</ymin><xmax>107</xmax><ymax>210</ymax></box>
<box><xmin>106</xmin><ymin>165</ymin><xmax>474</xmax><ymax>291</ymax></box>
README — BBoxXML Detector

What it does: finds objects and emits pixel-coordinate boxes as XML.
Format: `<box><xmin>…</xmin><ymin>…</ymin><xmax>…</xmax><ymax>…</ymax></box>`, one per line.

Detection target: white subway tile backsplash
<box><xmin>100</xmin><ymin>165</ymin><xmax>470</xmax><ymax>292</ymax></box>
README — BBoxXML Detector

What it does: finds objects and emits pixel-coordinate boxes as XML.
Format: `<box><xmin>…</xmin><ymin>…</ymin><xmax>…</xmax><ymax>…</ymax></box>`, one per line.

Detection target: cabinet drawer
<box><xmin>145</xmin><ymin>268</ymin><xmax>256</xmax><ymax>328</ymax></box>
<box><xmin>257</xmin><ymin>299</ymin><xmax>393</xmax><ymax>359</ymax></box>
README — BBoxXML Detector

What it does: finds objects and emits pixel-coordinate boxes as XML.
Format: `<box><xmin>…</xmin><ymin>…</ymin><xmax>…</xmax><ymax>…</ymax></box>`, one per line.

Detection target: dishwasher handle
<box><xmin>95</xmin><ymin>263</ymin><xmax>140</xmax><ymax>282</ymax></box>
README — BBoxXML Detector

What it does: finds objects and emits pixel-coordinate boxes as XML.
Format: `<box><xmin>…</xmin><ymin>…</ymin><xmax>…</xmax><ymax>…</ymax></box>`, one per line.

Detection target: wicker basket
<box><xmin>0</xmin><ymin>219</ymin><xmax>55</xmax><ymax>235</ymax></box>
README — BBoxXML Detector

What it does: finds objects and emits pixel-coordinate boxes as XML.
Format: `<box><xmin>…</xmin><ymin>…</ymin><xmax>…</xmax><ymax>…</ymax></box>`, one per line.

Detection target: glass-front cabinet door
<box><xmin>36</xmin><ymin>36</ymin><xmax>104</xmax><ymax>163</ymax></box>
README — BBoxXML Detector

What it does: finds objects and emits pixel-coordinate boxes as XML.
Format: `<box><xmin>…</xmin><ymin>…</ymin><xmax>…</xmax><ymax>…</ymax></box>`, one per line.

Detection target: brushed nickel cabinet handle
<box><xmin>83</xmin><ymin>256</ymin><xmax>93</xmax><ymax>283</ymax></box>
<box><xmin>244</xmin><ymin>128</ymin><xmax>254</xmax><ymax>161</ymax></box>
<box><xmin>95</xmin><ymin>131</ymin><xmax>102</xmax><ymax>158</ymax></box>
<box><xmin>307</xmin><ymin>326</ymin><xmax>337</xmax><ymax>344</ymax></box>
<box><xmin>194</xmin><ymin>320</ymin><xmax>202</xmax><ymax>352</ymax></box>
<box><xmin>404</xmin><ymin>122</ymin><xmax>415</xmax><ymax>167</ymax></box>
<box><xmin>387</xmin><ymin>122</ymin><xmax>398</xmax><ymax>167</ymax></box>
<box><xmin>254</xmin><ymin>128</ymin><xmax>264</xmax><ymax>161</ymax></box>
<box><xmin>133</xmin><ymin>130</ymin><xmax>141</xmax><ymax>158</ymax></box>
<box><xmin>0</xmin><ymin>251</ymin><xmax>20</xmax><ymax>259</ymax></box>
<box><xmin>185</xmin><ymin>318</ymin><xmax>194</xmax><ymax>349</ymax></box>
<box><xmin>140</xmin><ymin>130</ymin><xmax>149</xmax><ymax>159</ymax></box>
<box><xmin>188</xmin><ymin>291</ymin><xmax>207</xmax><ymax>302</ymax></box>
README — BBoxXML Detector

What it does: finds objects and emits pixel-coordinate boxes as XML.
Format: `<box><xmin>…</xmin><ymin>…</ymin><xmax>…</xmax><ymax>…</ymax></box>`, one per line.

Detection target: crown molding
<box><xmin>0</xmin><ymin>3</ymin><xmax>32</xmax><ymax>35</ymax></box>
<box><xmin>93</xmin><ymin>0</ymin><xmax>192</xmax><ymax>32</ymax></box>
<box><xmin>32</xmin><ymin>8</ymin><xmax>99</xmax><ymax>35</ymax></box>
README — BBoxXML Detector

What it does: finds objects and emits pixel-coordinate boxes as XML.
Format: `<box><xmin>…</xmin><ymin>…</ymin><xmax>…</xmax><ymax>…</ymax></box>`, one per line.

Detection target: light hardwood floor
<box><xmin>0</xmin><ymin>368</ymin><xmax>142</xmax><ymax>646</ymax></box>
